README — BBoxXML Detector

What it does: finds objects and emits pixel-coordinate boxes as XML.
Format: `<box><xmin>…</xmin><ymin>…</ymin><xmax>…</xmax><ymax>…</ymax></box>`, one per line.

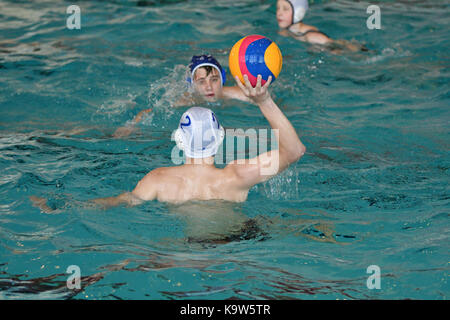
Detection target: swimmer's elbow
<box><xmin>284</xmin><ymin>144</ymin><xmax>306</xmax><ymax>164</ymax></box>
<box><xmin>299</xmin><ymin>145</ymin><xmax>306</xmax><ymax>158</ymax></box>
<box><xmin>293</xmin><ymin>145</ymin><xmax>306</xmax><ymax>162</ymax></box>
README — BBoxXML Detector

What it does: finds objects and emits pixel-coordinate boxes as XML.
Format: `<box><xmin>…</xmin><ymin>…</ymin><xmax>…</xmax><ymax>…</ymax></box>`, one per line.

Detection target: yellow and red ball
<box><xmin>229</xmin><ymin>35</ymin><xmax>283</xmax><ymax>87</ymax></box>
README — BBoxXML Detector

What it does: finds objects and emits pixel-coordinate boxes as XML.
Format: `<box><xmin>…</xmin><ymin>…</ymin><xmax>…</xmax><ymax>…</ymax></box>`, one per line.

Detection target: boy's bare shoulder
<box><xmin>149</xmin><ymin>166</ymin><xmax>184</xmax><ymax>178</ymax></box>
<box><xmin>133</xmin><ymin>166</ymin><xmax>183</xmax><ymax>199</ymax></box>
<box><xmin>138</xmin><ymin>166</ymin><xmax>178</xmax><ymax>184</ymax></box>
<box><xmin>298</xmin><ymin>23</ymin><xmax>319</xmax><ymax>33</ymax></box>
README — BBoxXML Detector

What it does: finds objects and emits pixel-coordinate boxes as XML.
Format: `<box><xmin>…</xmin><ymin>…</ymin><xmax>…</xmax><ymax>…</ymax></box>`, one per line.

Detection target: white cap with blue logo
<box><xmin>174</xmin><ymin>107</ymin><xmax>225</xmax><ymax>159</ymax></box>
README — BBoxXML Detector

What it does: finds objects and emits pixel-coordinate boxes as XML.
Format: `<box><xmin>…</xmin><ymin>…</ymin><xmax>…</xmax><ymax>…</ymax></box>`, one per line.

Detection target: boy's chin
<box><xmin>203</xmin><ymin>96</ymin><xmax>218</xmax><ymax>102</ymax></box>
<box><xmin>277</xmin><ymin>21</ymin><xmax>291</xmax><ymax>29</ymax></box>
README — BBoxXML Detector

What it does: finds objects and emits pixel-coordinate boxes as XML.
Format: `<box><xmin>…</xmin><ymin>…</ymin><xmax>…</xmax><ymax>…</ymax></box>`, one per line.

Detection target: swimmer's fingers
<box><xmin>234</xmin><ymin>75</ymin><xmax>246</xmax><ymax>91</ymax></box>
<box><xmin>263</xmin><ymin>75</ymin><xmax>273</xmax><ymax>89</ymax></box>
<box><xmin>243</xmin><ymin>74</ymin><xmax>254</xmax><ymax>93</ymax></box>
<box><xmin>255</xmin><ymin>74</ymin><xmax>266</xmax><ymax>95</ymax></box>
<box><xmin>235</xmin><ymin>75</ymin><xmax>250</xmax><ymax>96</ymax></box>
<box><xmin>256</xmin><ymin>74</ymin><xmax>262</xmax><ymax>91</ymax></box>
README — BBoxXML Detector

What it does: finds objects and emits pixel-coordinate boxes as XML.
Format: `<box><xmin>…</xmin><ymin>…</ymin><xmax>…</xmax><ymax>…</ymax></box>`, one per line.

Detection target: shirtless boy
<box><xmin>94</xmin><ymin>74</ymin><xmax>306</xmax><ymax>207</ymax></box>
<box><xmin>113</xmin><ymin>54</ymin><xmax>251</xmax><ymax>137</ymax></box>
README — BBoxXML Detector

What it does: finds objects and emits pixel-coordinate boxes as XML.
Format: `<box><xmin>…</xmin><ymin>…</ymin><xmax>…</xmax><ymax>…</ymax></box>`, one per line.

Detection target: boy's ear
<box><xmin>187</xmin><ymin>67</ymin><xmax>201</xmax><ymax>84</ymax></box>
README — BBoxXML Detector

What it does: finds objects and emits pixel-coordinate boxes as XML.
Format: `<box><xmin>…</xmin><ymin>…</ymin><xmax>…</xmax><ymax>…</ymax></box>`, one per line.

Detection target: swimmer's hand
<box><xmin>335</xmin><ymin>40</ymin><xmax>359</xmax><ymax>52</ymax></box>
<box><xmin>234</xmin><ymin>74</ymin><xmax>272</xmax><ymax>105</ymax></box>
<box><xmin>91</xmin><ymin>192</ymin><xmax>143</xmax><ymax>209</ymax></box>
<box><xmin>331</xmin><ymin>40</ymin><xmax>368</xmax><ymax>53</ymax></box>
<box><xmin>113</xmin><ymin>125</ymin><xmax>136</xmax><ymax>138</ymax></box>
<box><xmin>113</xmin><ymin>107</ymin><xmax>153</xmax><ymax>138</ymax></box>
<box><xmin>29</xmin><ymin>196</ymin><xmax>56</xmax><ymax>214</ymax></box>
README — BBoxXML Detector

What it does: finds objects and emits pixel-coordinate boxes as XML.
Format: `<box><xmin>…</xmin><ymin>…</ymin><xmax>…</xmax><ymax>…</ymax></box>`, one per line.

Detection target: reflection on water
<box><xmin>0</xmin><ymin>271</ymin><xmax>105</xmax><ymax>300</ymax></box>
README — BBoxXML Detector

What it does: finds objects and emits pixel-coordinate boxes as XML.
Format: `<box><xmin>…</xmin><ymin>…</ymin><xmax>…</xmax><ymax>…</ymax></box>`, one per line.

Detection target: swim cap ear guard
<box><xmin>174</xmin><ymin>128</ymin><xmax>185</xmax><ymax>151</ymax></box>
<box><xmin>174</xmin><ymin>107</ymin><xmax>225</xmax><ymax>159</ymax></box>
<box><xmin>186</xmin><ymin>54</ymin><xmax>227</xmax><ymax>86</ymax></box>
<box><xmin>174</xmin><ymin>126</ymin><xmax>225</xmax><ymax>152</ymax></box>
<box><xmin>287</xmin><ymin>0</ymin><xmax>309</xmax><ymax>24</ymax></box>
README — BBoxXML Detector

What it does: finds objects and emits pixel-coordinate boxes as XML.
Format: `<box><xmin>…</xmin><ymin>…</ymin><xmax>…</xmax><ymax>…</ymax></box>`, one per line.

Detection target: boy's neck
<box><xmin>289</xmin><ymin>22</ymin><xmax>303</xmax><ymax>30</ymax></box>
<box><xmin>184</xmin><ymin>156</ymin><xmax>216</xmax><ymax>167</ymax></box>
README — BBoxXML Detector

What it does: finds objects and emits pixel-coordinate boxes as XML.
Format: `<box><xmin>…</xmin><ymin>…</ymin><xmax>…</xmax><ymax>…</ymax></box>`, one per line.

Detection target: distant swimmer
<box><xmin>113</xmin><ymin>54</ymin><xmax>252</xmax><ymax>137</ymax></box>
<box><xmin>181</xmin><ymin>54</ymin><xmax>255</xmax><ymax>105</ymax></box>
<box><xmin>276</xmin><ymin>0</ymin><xmax>368</xmax><ymax>53</ymax></box>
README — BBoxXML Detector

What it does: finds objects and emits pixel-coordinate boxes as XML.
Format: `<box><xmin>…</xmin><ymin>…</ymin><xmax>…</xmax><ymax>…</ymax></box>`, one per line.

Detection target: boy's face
<box><xmin>276</xmin><ymin>0</ymin><xmax>293</xmax><ymax>29</ymax></box>
<box><xmin>193</xmin><ymin>67</ymin><xmax>223</xmax><ymax>102</ymax></box>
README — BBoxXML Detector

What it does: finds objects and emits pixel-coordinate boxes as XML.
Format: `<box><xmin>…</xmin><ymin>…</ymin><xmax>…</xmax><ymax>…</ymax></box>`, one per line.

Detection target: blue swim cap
<box><xmin>187</xmin><ymin>54</ymin><xmax>227</xmax><ymax>86</ymax></box>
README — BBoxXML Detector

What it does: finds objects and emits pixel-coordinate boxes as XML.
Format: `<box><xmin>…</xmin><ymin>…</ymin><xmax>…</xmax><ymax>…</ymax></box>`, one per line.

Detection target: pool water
<box><xmin>0</xmin><ymin>0</ymin><xmax>449</xmax><ymax>299</ymax></box>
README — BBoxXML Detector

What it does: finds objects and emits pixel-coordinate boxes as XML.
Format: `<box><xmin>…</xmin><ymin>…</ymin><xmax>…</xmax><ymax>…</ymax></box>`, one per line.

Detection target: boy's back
<box><xmin>133</xmin><ymin>164</ymin><xmax>249</xmax><ymax>203</ymax></box>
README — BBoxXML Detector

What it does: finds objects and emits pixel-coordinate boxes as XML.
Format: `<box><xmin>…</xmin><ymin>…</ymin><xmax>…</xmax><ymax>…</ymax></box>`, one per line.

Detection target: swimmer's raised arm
<box><xmin>226</xmin><ymin>74</ymin><xmax>306</xmax><ymax>189</ymax></box>
<box><xmin>222</xmin><ymin>86</ymin><xmax>254</xmax><ymax>104</ymax></box>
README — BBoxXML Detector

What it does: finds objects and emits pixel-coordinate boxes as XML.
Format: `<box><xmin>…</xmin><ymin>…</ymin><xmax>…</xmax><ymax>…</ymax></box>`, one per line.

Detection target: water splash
<box><xmin>146</xmin><ymin>64</ymin><xmax>190</xmax><ymax>124</ymax></box>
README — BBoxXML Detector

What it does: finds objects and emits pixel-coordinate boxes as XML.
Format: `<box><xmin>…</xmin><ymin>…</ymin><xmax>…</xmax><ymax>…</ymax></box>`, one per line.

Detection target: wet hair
<box><xmin>194</xmin><ymin>65</ymin><xmax>219</xmax><ymax>79</ymax></box>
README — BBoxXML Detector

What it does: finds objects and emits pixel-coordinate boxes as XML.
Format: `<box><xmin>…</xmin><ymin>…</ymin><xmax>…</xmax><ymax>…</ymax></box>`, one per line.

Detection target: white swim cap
<box><xmin>174</xmin><ymin>107</ymin><xmax>225</xmax><ymax>159</ymax></box>
<box><xmin>287</xmin><ymin>0</ymin><xmax>309</xmax><ymax>24</ymax></box>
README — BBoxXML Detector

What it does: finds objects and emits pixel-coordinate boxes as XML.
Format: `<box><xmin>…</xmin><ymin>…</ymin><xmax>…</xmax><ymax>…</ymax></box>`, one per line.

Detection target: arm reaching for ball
<box><xmin>226</xmin><ymin>74</ymin><xmax>306</xmax><ymax>189</ymax></box>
